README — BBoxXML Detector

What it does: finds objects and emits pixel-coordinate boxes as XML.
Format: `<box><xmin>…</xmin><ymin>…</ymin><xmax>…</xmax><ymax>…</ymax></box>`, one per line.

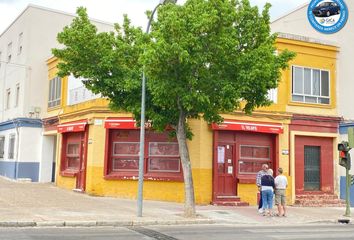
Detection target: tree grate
<box><xmin>127</xmin><ymin>226</ymin><xmax>179</xmax><ymax>240</ymax></box>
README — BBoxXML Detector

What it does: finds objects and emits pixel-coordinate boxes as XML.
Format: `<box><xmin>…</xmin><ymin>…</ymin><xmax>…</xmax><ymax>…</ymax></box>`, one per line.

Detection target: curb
<box><xmin>0</xmin><ymin>219</ymin><xmax>215</xmax><ymax>228</ymax></box>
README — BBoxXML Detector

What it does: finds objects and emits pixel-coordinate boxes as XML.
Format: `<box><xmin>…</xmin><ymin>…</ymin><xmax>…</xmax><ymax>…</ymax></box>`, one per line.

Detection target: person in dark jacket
<box><xmin>261</xmin><ymin>169</ymin><xmax>275</xmax><ymax>216</ymax></box>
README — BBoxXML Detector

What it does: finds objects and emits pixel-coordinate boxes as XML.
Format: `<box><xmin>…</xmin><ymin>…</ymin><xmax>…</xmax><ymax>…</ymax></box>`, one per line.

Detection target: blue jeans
<box><xmin>262</xmin><ymin>190</ymin><xmax>273</xmax><ymax>210</ymax></box>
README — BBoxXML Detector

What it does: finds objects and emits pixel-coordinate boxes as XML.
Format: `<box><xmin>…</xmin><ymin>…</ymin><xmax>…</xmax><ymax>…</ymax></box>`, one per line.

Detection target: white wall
<box><xmin>18</xmin><ymin>127</ymin><xmax>42</xmax><ymax>163</ymax></box>
<box><xmin>39</xmin><ymin>135</ymin><xmax>55</xmax><ymax>182</ymax></box>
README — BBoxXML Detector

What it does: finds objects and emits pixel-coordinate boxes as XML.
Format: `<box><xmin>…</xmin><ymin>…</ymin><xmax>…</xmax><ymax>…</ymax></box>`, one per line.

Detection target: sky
<box><xmin>0</xmin><ymin>0</ymin><xmax>309</xmax><ymax>34</ymax></box>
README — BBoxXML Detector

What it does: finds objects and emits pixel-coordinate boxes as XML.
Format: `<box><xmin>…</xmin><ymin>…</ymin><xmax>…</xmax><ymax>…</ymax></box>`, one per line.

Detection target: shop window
<box><xmin>66</xmin><ymin>143</ymin><xmax>80</xmax><ymax>169</ymax></box>
<box><xmin>61</xmin><ymin>132</ymin><xmax>83</xmax><ymax>174</ymax></box>
<box><xmin>112</xmin><ymin>142</ymin><xmax>140</xmax><ymax>171</ymax></box>
<box><xmin>292</xmin><ymin>66</ymin><xmax>330</xmax><ymax>104</ymax></box>
<box><xmin>239</xmin><ymin>145</ymin><xmax>270</xmax><ymax>174</ymax></box>
<box><xmin>106</xmin><ymin>130</ymin><xmax>182</xmax><ymax>180</ymax></box>
<box><xmin>148</xmin><ymin>142</ymin><xmax>180</xmax><ymax>172</ymax></box>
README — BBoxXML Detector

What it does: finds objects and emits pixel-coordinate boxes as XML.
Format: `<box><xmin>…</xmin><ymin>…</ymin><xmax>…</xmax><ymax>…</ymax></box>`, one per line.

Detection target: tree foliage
<box><xmin>53</xmin><ymin>0</ymin><xmax>295</xmax><ymax>217</ymax></box>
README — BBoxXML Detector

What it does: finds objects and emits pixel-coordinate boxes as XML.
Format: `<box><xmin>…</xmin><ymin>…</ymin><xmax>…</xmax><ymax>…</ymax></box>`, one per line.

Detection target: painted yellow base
<box><xmin>56</xmin><ymin>175</ymin><xmax>76</xmax><ymax>190</ymax></box>
<box><xmin>57</xmin><ymin>167</ymin><xmax>213</xmax><ymax>205</ymax></box>
<box><xmin>238</xmin><ymin>176</ymin><xmax>293</xmax><ymax>206</ymax></box>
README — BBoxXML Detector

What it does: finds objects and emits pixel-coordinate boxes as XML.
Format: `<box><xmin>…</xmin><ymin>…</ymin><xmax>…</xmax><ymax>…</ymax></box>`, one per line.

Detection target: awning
<box><xmin>212</xmin><ymin>120</ymin><xmax>283</xmax><ymax>134</ymax></box>
<box><xmin>104</xmin><ymin>117</ymin><xmax>138</xmax><ymax>129</ymax></box>
<box><xmin>58</xmin><ymin>119</ymin><xmax>87</xmax><ymax>133</ymax></box>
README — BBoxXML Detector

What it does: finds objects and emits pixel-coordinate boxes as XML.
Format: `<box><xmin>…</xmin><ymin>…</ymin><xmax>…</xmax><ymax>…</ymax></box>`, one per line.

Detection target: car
<box><xmin>312</xmin><ymin>2</ymin><xmax>340</xmax><ymax>17</ymax></box>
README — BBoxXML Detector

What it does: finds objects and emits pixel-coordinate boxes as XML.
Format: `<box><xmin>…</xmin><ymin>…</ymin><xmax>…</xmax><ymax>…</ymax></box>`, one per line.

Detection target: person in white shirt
<box><xmin>274</xmin><ymin>167</ymin><xmax>288</xmax><ymax>217</ymax></box>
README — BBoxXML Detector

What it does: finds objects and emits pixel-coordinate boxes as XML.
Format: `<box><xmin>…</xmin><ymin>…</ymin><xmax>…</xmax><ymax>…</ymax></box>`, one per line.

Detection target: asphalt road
<box><xmin>0</xmin><ymin>224</ymin><xmax>354</xmax><ymax>240</ymax></box>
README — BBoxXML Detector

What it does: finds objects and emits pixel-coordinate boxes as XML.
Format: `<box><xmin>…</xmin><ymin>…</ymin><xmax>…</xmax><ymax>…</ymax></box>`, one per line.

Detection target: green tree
<box><xmin>53</xmin><ymin>0</ymin><xmax>295</xmax><ymax>217</ymax></box>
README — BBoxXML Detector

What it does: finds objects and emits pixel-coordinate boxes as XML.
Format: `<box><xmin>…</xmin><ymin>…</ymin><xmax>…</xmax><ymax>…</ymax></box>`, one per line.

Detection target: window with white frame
<box><xmin>6</xmin><ymin>89</ymin><xmax>11</xmax><ymax>109</ymax></box>
<box><xmin>267</xmin><ymin>88</ymin><xmax>278</xmax><ymax>104</ymax></box>
<box><xmin>17</xmin><ymin>32</ymin><xmax>23</xmax><ymax>55</ymax></box>
<box><xmin>15</xmin><ymin>84</ymin><xmax>20</xmax><ymax>107</ymax></box>
<box><xmin>7</xmin><ymin>42</ymin><xmax>12</xmax><ymax>62</ymax></box>
<box><xmin>8</xmin><ymin>134</ymin><xmax>15</xmax><ymax>159</ymax></box>
<box><xmin>292</xmin><ymin>66</ymin><xmax>330</xmax><ymax>104</ymax></box>
<box><xmin>48</xmin><ymin>77</ymin><xmax>61</xmax><ymax>108</ymax></box>
<box><xmin>0</xmin><ymin>136</ymin><xmax>5</xmax><ymax>158</ymax></box>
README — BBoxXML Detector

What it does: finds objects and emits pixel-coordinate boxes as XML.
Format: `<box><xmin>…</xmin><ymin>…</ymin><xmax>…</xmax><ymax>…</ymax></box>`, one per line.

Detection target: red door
<box><xmin>215</xmin><ymin>143</ymin><xmax>237</xmax><ymax>196</ymax></box>
<box><xmin>295</xmin><ymin>136</ymin><xmax>333</xmax><ymax>194</ymax></box>
<box><xmin>76</xmin><ymin>135</ymin><xmax>87</xmax><ymax>191</ymax></box>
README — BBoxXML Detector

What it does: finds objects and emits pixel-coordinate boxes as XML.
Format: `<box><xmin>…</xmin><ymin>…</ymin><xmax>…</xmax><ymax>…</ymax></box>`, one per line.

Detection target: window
<box><xmin>111</xmin><ymin>142</ymin><xmax>140</xmax><ymax>171</ymax></box>
<box><xmin>15</xmin><ymin>84</ymin><xmax>20</xmax><ymax>107</ymax></box>
<box><xmin>292</xmin><ymin>66</ymin><xmax>330</xmax><ymax>104</ymax></box>
<box><xmin>6</xmin><ymin>89</ymin><xmax>10</xmax><ymax>109</ymax></box>
<box><xmin>0</xmin><ymin>51</ymin><xmax>2</xmax><ymax>68</ymax></box>
<box><xmin>7</xmin><ymin>42</ymin><xmax>12</xmax><ymax>62</ymax></box>
<box><xmin>66</xmin><ymin>143</ymin><xmax>80</xmax><ymax>169</ymax></box>
<box><xmin>238</xmin><ymin>145</ymin><xmax>271</xmax><ymax>174</ymax></box>
<box><xmin>267</xmin><ymin>88</ymin><xmax>278</xmax><ymax>104</ymax></box>
<box><xmin>8</xmin><ymin>134</ymin><xmax>15</xmax><ymax>159</ymax></box>
<box><xmin>17</xmin><ymin>32</ymin><xmax>23</xmax><ymax>55</ymax></box>
<box><xmin>61</xmin><ymin>132</ymin><xmax>83</xmax><ymax>174</ymax></box>
<box><xmin>48</xmin><ymin>77</ymin><xmax>61</xmax><ymax>108</ymax></box>
<box><xmin>106</xmin><ymin>130</ymin><xmax>182</xmax><ymax>180</ymax></box>
<box><xmin>0</xmin><ymin>136</ymin><xmax>5</xmax><ymax>158</ymax></box>
<box><xmin>148</xmin><ymin>142</ymin><xmax>180</xmax><ymax>172</ymax></box>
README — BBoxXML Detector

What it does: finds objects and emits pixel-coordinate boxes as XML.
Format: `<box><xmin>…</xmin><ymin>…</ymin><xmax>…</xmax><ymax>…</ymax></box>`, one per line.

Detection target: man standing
<box><xmin>256</xmin><ymin>164</ymin><xmax>268</xmax><ymax>213</ymax></box>
<box><xmin>274</xmin><ymin>167</ymin><xmax>288</xmax><ymax>216</ymax></box>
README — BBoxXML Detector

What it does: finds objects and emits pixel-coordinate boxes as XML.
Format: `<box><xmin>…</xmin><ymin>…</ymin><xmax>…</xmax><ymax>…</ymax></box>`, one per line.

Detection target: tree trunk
<box><xmin>176</xmin><ymin>109</ymin><xmax>196</xmax><ymax>218</ymax></box>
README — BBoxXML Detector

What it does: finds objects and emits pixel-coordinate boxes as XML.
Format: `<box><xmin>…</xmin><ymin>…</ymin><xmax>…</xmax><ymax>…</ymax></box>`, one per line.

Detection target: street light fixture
<box><xmin>137</xmin><ymin>0</ymin><xmax>177</xmax><ymax>217</ymax></box>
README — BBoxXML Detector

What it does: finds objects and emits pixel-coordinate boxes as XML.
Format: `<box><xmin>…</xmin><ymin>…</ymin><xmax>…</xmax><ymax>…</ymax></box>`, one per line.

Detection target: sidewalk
<box><xmin>0</xmin><ymin>177</ymin><xmax>353</xmax><ymax>227</ymax></box>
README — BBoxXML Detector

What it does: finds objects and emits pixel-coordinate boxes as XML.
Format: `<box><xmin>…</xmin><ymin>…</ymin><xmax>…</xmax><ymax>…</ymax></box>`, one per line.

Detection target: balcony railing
<box><xmin>68</xmin><ymin>86</ymin><xmax>101</xmax><ymax>105</ymax></box>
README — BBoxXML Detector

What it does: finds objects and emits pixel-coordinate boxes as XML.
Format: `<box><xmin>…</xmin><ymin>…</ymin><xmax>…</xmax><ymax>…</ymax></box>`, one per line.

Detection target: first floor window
<box><xmin>106</xmin><ymin>130</ymin><xmax>182</xmax><ymax>180</ymax></box>
<box><xmin>238</xmin><ymin>145</ymin><xmax>271</xmax><ymax>174</ymax></box>
<box><xmin>292</xmin><ymin>66</ymin><xmax>330</xmax><ymax>104</ymax></box>
<box><xmin>48</xmin><ymin>77</ymin><xmax>61</xmax><ymax>108</ymax></box>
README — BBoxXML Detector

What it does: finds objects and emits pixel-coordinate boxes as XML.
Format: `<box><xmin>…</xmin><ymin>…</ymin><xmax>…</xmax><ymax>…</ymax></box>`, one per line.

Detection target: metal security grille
<box><xmin>304</xmin><ymin>146</ymin><xmax>320</xmax><ymax>191</ymax></box>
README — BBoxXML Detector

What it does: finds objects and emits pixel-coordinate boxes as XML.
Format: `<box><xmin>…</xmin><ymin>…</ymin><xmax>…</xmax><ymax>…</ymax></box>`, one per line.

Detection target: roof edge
<box><xmin>1</xmin><ymin>4</ymin><xmax>114</xmax><ymax>38</ymax></box>
<box><xmin>271</xmin><ymin>2</ymin><xmax>309</xmax><ymax>24</ymax></box>
<box><xmin>276</xmin><ymin>32</ymin><xmax>339</xmax><ymax>48</ymax></box>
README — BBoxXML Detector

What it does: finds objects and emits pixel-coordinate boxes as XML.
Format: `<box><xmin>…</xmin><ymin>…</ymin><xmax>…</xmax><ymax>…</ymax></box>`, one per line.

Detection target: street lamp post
<box><xmin>137</xmin><ymin>0</ymin><xmax>177</xmax><ymax>217</ymax></box>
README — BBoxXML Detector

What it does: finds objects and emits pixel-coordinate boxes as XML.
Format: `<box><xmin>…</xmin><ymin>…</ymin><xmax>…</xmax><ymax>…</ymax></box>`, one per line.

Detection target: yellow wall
<box><xmin>56</xmin><ymin>114</ymin><xmax>214</xmax><ymax>204</ymax></box>
<box><xmin>257</xmin><ymin>37</ymin><xmax>337</xmax><ymax>117</ymax></box>
<box><xmin>53</xmin><ymin>37</ymin><xmax>338</xmax><ymax>206</ymax></box>
<box><xmin>46</xmin><ymin>57</ymin><xmax>67</xmax><ymax>118</ymax></box>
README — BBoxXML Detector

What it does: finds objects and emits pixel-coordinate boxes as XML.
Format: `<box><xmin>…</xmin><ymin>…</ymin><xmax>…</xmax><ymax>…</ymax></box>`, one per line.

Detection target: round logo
<box><xmin>307</xmin><ymin>0</ymin><xmax>348</xmax><ymax>34</ymax></box>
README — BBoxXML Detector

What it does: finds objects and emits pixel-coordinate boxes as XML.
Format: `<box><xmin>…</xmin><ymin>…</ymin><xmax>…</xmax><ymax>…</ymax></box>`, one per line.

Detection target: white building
<box><xmin>271</xmin><ymin>0</ymin><xmax>354</xmax><ymax>204</ymax></box>
<box><xmin>0</xmin><ymin>5</ymin><xmax>113</xmax><ymax>182</ymax></box>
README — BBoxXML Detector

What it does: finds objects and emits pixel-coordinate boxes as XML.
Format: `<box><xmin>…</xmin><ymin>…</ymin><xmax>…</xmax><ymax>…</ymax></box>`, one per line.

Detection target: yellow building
<box><xmin>45</xmin><ymin>33</ymin><xmax>341</xmax><ymax>206</ymax></box>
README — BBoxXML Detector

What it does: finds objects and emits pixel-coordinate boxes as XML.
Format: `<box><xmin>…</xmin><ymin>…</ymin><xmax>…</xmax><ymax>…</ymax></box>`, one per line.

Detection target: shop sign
<box><xmin>58</xmin><ymin>120</ymin><xmax>87</xmax><ymax>133</ymax></box>
<box><xmin>307</xmin><ymin>0</ymin><xmax>348</xmax><ymax>34</ymax></box>
<box><xmin>212</xmin><ymin>120</ymin><xmax>283</xmax><ymax>134</ymax></box>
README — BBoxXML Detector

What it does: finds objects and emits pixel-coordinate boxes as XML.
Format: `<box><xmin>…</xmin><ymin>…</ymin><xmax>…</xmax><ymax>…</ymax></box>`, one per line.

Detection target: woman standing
<box><xmin>261</xmin><ymin>169</ymin><xmax>275</xmax><ymax>216</ymax></box>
